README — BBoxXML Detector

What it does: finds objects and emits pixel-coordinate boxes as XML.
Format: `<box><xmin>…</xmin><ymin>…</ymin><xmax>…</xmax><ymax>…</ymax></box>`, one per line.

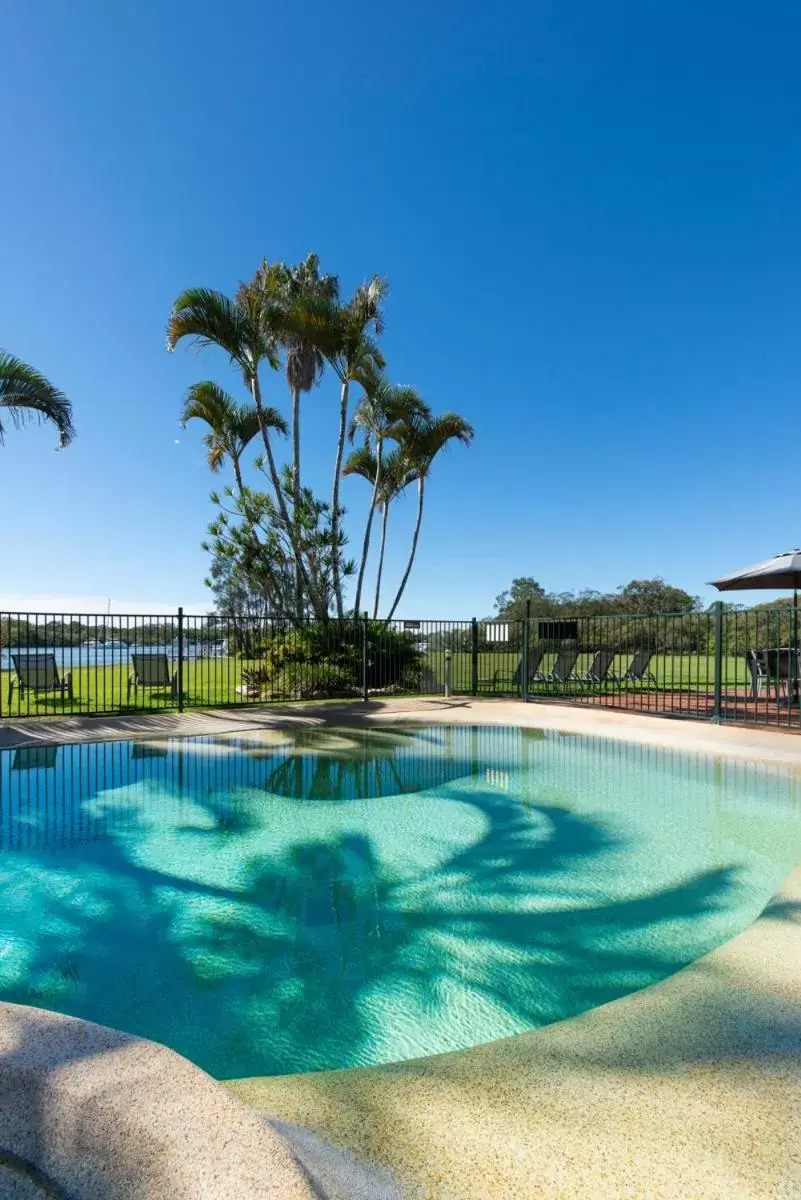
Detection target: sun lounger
<box><xmin>620</xmin><ymin>649</ymin><xmax>656</xmax><ymax>686</ymax></box>
<box><xmin>480</xmin><ymin>644</ymin><xmax>548</xmax><ymax>693</ymax></box>
<box><xmin>574</xmin><ymin>649</ymin><xmax>617</xmax><ymax>686</ymax></box>
<box><xmin>128</xmin><ymin>653</ymin><xmax>179</xmax><ymax>704</ymax></box>
<box><xmin>541</xmin><ymin>646</ymin><xmax>579</xmax><ymax>684</ymax></box>
<box><xmin>8</xmin><ymin>653</ymin><xmax>73</xmax><ymax>706</ymax></box>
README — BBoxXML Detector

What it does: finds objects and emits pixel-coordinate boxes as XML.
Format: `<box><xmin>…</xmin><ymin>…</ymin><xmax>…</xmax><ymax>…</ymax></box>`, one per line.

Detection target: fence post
<box><xmin>362</xmin><ymin>611</ymin><xmax>369</xmax><ymax>703</ymax></box>
<box><xmin>522</xmin><ymin>600</ymin><xmax>530</xmax><ymax>702</ymax></box>
<box><xmin>177</xmin><ymin>606</ymin><xmax>184</xmax><ymax>713</ymax></box>
<box><xmin>444</xmin><ymin>650</ymin><xmax>452</xmax><ymax>697</ymax></box>
<box><xmin>471</xmin><ymin>618</ymin><xmax>478</xmax><ymax>696</ymax></box>
<box><xmin>712</xmin><ymin>601</ymin><xmax>723</xmax><ymax>724</ymax></box>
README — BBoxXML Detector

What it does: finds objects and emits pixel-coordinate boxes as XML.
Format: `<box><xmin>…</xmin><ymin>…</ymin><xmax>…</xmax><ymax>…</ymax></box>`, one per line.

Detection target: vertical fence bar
<box><xmin>177</xmin><ymin>607</ymin><xmax>184</xmax><ymax>713</ymax></box>
<box><xmin>522</xmin><ymin>600</ymin><xmax>530</xmax><ymax>702</ymax></box>
<box><xmin>362</xmin><ymin>612</ymin><xmax>369</xmax><ymax>703</ymax></box>
<box><xmin>471</xmin><ymin>618</ymin><xmax>478</xmax><ymax>696</ymax></box>
<box><xmin>712</xmin><ymin>600</ymin><xmax>723</xmax><ymax>724</ymax></box>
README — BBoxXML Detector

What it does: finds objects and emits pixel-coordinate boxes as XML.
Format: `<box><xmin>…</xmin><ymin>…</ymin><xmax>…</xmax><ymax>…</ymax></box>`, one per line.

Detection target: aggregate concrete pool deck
<box><xmin>1</xmin><ymin>699</ymin><xmax>800</xmax><ymax>1199</ymax></box>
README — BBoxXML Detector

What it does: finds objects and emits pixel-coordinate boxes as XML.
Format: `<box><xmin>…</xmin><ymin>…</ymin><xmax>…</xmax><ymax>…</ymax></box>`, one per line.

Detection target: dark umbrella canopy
<box><xmin>709</xmin><ymin>550</ymin><xmax>801</xmax><ymax>593</ymax></box>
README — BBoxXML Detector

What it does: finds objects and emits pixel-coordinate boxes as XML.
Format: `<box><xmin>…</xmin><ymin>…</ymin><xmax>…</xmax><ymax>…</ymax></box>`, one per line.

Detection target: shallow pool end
<box><xmin>226</xmin><ymin>860</ymin><xmax>801</xmax><ymax>1199</ymax></box>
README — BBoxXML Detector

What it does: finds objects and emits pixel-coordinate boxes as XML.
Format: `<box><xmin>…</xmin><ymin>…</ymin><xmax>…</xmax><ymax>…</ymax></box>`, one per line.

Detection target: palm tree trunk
<box><xmin>231</xmin><ymin>449</ymin><xmax>245</xmax><ymax>497</ymax></box>
<box><xmin>373</xmin><ymin>502</ymin><xmax>390</xmax><ymax>619</ymax></box>
<box><xmin>291</xmin><ymin>383</ymin><xmax>303</xmax><ymax>620</ymax></box>
<box><xmin>386</xmin><ymin>476</ymin><xmax>424</xmax><ymax>622</ymax></box>
<box><xmin>353</xmin><ymin>438</ymin><xmax>382</xmax><ymax>615</ymax></box>
<box><xmin>330</xmin><ymin>378</ymin><xmax>349</xmax><ymax>620</ymax></box>
<box><xmin>251</xmin><ymin>373</ymin><xmax>316</xmax><ymax>619</ymax></box>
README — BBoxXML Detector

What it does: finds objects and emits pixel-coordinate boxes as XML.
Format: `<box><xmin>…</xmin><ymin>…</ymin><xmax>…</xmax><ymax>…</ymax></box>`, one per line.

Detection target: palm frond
<box><xmin>424</xmin><ymin>412</ymin><xmax>475</xmax><ymax>449</ymax></box>
<box><xmin>286</xmin><ymin>253</ymin><xmax>339</xmax><ymax>304</ymax></box>
<box><xmin>342</xmin><ymin>445</ymin><xmax>378</xmax><ymax>482</ymax></box>
<box><xmin>351</xmin><ymin>275</ymin><xmax>389</xmax><ymax>337</ymax></box>
<box><xmin>233</xmin><ymin>402</ymin><xmax>262</xmax><ymax>445</ymax></box>
<box><xmin>166</xmin><ymin>288</ymin><xmax>248</xmax><ymax>367</ymax></box>
<box><xmin>0</xmin><ymin>351</ymin><xmax>75</xmax><ymax>448</ymax></box>
<box><xmin>257</xmin><ymin>405</ymin><xmax>289</xmax><ymax>437</ymax></box>
<box><xmin>180</xmin><ymin>381</ymin><xmax>237</xmax><ymax>430</ymax></box>
<box><xmin>379</xmin><ymin>446</ymin><xmax>418</xmax><ymax>501</ymax></box>
<box><xmin>349</xmin><ymin>377</ymin><xmax>430</xmax><ymax>444</ymax></box>
<box><xmin>181</xmin><ymin>381</ymin><xmax>265</xmax><ymax>472</ymax></box>
<box><xmin>235</xmin><ymin>266</ymin><xmax>283</xmax><ymax>370</ymax></box>
<box><xmin>206</xmin><ymin>439</ymin><xmax>226</xmax><ymax>473</ymax></box>
<box><xmin>275</xmin><ymin>294</ymin><xmax>343</xmax><ymax>361</ymax></box>
<box><xmin>384</xmin><ymin>385</ymin><xmax>430</xmax><ymax>432</ymax></box>
<box><xmin>400</xmin><ymin>411</ymin><xmax>475</xmax><ymax>473</ymax></box>
<box><xmin>348</xmin><ymin>370</ymin><xmax>388</xmax><ymax>441</ymax></box>
<box><xmin>348</xmin><ymin>331</ymin><xmax>385</xmax><ymax>382</ymax></box>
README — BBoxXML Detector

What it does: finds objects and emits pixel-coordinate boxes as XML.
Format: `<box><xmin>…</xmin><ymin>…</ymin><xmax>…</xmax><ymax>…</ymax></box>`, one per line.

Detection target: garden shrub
<box><xmin>243</xmin><ymin>620</ymin><xmax>422</xmax><ymax>699</ymax></box>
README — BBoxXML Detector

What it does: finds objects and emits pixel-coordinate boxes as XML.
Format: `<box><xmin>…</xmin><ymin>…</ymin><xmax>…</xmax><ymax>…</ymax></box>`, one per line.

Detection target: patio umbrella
<box><xmin>710</xmin><ymin>550</ymin><xmax>801</xmax><ymax>702</ymax></box>
<box><xmin>709</xmin><ymin>549</ymin><xmax>801</xmax><ymax>601</ymax></box>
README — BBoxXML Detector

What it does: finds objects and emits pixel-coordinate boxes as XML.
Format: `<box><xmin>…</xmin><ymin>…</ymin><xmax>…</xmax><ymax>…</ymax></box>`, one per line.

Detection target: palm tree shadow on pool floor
<box><xmin>0</xmin><ymin>777</ymin><xmax>743</xmax><ymax>1078</ymax></box>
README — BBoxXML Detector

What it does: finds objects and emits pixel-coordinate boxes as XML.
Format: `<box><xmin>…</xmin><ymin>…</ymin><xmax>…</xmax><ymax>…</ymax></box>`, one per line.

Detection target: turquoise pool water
<box><xmin>1</xmin><ymin>724</ymin><xmax>800</xmax><ymax>1078</ymax></box>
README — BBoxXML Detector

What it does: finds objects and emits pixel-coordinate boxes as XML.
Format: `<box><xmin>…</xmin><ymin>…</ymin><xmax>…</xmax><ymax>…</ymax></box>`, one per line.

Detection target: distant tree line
<box><xmin>0</xmin><ymin>617</ymin><xmax>221</xmax><ymax>648</ymax></box>
<box><xmin>422</xmin><ymin>577</ymin><xmax>800</xmax><ymax>656</ymax></box>
<box><xmin>492</xmin><ymin>577</ymin><xmax>702</xmax><ymax>621</ymax></box>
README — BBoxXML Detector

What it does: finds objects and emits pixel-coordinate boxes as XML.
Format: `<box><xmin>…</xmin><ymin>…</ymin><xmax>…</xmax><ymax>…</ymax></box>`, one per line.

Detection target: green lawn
<box><xmin>0</xmin><ymin>648</ymin><xmax>752</xmax><ymax>719</ymax></box>
<box><xmin>0</xmin><ymin>657</ymin><xmax>252</xmax><ymax>717</ymax></box>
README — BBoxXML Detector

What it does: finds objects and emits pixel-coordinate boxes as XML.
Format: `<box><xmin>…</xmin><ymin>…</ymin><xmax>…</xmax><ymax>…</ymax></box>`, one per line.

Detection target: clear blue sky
<box><xmin>2</xmin><ymin>0</ymin><xmax>801</xmax><ymax>617</ymax></box>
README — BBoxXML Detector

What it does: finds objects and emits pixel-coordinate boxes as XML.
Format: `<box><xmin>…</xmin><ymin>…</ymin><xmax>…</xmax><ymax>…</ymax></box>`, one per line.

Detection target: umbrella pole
<box><xmin>794</xmin><ymin>590</ymin><xmax>799</xmax><ymax>707</ymax></box>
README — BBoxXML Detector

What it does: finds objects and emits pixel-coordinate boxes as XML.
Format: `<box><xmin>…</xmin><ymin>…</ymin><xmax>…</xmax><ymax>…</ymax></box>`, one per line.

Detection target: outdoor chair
<box><xmin>480</xmin><ymin>644</ymin><xmax>547</xmax><ymax>693</ymax></box>
<box><xmin>541</xmin><ymin>646</ymin><xmax>580</xmax><ymax>684</ymax></box>
<box><xmin>573</xmin><ymin>649</ymin><xmax>618</xmax><ymax>687</ymax></box>
<box><xmin>745</xmin><ymin>648</ymin><xmax>801</xmax><ymax>701</ymax></box>
<box><xmin>128</xmin><ymin>653</ymin><xmax>179</xmax><ymax>704</ymax></box>
<box><xmin>745</xmin><ymin>649</ymin><xmax>768</xmax><ymax>700</ymax></box>
<box><xmin>8</xmin><ymin>653</ymin><xmax>73</xmax><ymax>706</ymax></box>
<box><xmin>620</xmin><ymin>649</ymin><xmax>657</xmax><ymax>686</ymax></box>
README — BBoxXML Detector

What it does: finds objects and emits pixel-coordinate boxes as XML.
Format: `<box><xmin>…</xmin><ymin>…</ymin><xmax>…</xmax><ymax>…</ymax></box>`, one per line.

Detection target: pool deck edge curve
<box><xmin>4</xmin><ymin>696</ymin><xmax>801</xmax><ymax>769</ymax></box>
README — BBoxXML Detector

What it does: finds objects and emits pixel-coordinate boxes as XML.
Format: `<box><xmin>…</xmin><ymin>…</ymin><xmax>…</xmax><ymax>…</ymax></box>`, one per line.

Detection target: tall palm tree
<box><xmin>347</xmin><ymin>373</ymin><xmax>429</xmax><ymax>615</ymax></box>
<box><xmin>343</xmin><ymin>445</ymin><xmax>416</xmax><ymax>618</ymax></box>
<box><xmin>180</xmin><ymin>381</ymin><xmax>277</xmax><ymax>493</ymax></box>
<box><xmin>281</xmin><ymin>276</ymin><xmax>387</xmax><ymax>619</ymax></box>
<box><xmin>0</xmin><ymin>351</ymin><xmax>74</xmax><ymax>448</ymax></box>
<box><xmin>167</xmin><ymin>274</ymin><xmax>315</xmax><ymax>614</ymax></box>
<box><xmin>278</xmin><ymin>254</ymin><xmax>339</xmax><ymax>499</ymax></box>
<box><xmin>385</xmin><ymin>412</ymin><xmax>474</xmax><ymax>622</ymax></box>
<box><xmin>276</xmin><ymin>254</ymin><xmax>339</xmax><ymax>613</ymax></box>
<box><xmin>373</xmin><ymin>449</ymin><xmax>418</xmax><ymax>619</ymax></box>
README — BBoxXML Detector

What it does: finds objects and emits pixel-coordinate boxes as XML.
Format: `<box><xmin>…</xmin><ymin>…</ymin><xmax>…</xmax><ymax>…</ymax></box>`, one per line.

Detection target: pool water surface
<box><xmin>0</xmin><ymin>724</ymin><xmax>799</xmax><ymax>1077</ymax></box>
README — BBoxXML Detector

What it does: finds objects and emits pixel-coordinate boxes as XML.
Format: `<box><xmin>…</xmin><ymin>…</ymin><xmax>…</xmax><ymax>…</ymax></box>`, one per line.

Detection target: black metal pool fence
<box><xmin>2</xmin><ymin>603</ymin><xmax>801</xmax><ymax>729</ymax></box>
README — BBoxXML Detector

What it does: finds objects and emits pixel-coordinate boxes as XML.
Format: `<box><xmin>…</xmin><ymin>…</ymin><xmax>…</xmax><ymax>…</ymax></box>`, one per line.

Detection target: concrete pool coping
<box><xmin>1</xmin><ymin>699</ymin><xmax>800</xmax><ymax>1197</ymax></box>
<box><xmin>5</xmin><ymin>695</ymin><xmax>801</xmax><ymax>768</ymax></box>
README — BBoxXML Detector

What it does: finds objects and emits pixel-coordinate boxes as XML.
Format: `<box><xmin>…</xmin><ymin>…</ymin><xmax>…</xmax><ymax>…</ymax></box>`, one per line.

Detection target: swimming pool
<box><xmin>1</xmin><ymin>723</ymin><xmax>799</xmax><ymax>1078</ymax></box>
